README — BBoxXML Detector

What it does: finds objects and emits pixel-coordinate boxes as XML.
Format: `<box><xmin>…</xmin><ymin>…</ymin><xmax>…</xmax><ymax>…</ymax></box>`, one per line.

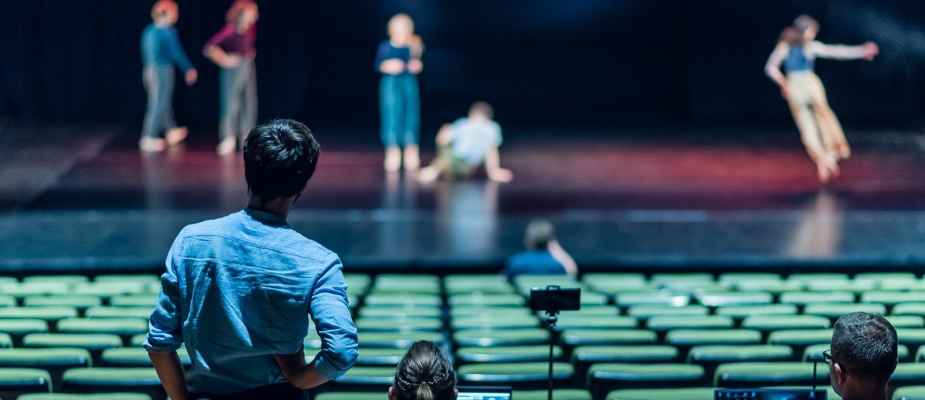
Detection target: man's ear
<box><xmin>389</xmin><ymin>386</ymin><xmax>397</xmax><ymax>400</ymax></box>
<box><xmin>833</xmin><ymin>362</ymin><xmax>846</xmax><ymax>384</ymax></box>
<box><xmin>454</xmin><ymin>388</ymin><xmax>459</xmax><ymax>400</ymax></box>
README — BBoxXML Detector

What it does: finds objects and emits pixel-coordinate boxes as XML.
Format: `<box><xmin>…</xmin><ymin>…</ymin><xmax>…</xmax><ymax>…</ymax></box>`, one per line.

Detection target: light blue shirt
<box><xmin>449</xmin><ymin>118</ymin><xmax>503</xmax><ymax>166</ymax></box>
<box><xmin>145</xmin><ymin>209</ymin><xmax>358</xmax><ymax>395</ymax></box>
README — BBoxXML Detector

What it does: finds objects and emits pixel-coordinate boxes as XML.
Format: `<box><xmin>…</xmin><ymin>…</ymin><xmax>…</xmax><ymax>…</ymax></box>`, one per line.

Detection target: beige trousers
<box><xmin>786</xmin><ymin>72</ymin><xmax>851</xmax><ymax>164</ymax></box>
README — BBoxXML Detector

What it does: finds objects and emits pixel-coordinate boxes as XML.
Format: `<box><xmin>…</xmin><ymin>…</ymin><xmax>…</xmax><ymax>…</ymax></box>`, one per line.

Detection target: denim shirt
<box><xmin>145</xmin><ymin>209</ymin><xmax>358</xmax><ymax>394</ymax></box>
<box><xmin>141</xmin><ymin>23</ymin><xmax>194</xmax><ymax>72</ymax></box>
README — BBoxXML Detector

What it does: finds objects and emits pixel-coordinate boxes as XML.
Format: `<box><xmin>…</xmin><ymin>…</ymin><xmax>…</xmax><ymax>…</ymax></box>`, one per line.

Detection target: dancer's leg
<box><xmin>402</xmin><ymin>74</ymin><xmax>421</xmax><ymax>171</ymax></box>
<box><xmin>808</xmin><ymin>74</ymin><xmax>851</xmax><ymax>160</ymax></box>
<box><xmin>380</xmin><ymin>75</ymin><xmax>403</xmax><ymax>171</ymax></box>
<box><xmin>140</xmin><ymin>66</ymin><xmax>169</xmax><ymax>152</ymax></box>
<box><xmin>217</xmin><ymin>66</ymin><xmax>244</xmax><ymax>155</ymax></box>
<box><xmin>787</xmin><ymin>75</ymin><xmax>838</xmax><ymax>182</ymax></box>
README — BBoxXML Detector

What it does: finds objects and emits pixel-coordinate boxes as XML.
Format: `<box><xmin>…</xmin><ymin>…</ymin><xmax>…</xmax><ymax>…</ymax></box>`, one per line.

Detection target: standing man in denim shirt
<box><xmin>145</xmin><ymin>119</ymin><xmax>358</xmax><ymax>400</ymax></box>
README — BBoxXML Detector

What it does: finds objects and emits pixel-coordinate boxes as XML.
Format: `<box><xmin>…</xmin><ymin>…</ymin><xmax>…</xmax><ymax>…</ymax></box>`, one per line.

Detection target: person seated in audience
<box><xmin>145</xmin><ymin>119</ymin><xmax>358</xmax><ymax>400</ymax></box>
<box><xmin>390</xmin><ymin>341</ymin><xmax>457</xmax><ymax>400</ymax></box>
<box><xmin>827</xmin><ymin>312</ymin><xmax>898</xmax><ymax>400</ymax></box>
<box><xmin>418</xmin><ymin>101</ymin><xmax>514</xmax><ymax>183</ymax></box>
<box><xmin>501</xmin><ymin>219</ymin><xmax>577</xmax><ymax>281</ymax></box>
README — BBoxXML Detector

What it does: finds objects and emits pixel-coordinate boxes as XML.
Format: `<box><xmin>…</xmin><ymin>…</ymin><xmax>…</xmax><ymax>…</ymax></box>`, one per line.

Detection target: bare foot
<box><xmin>216</xmin><ymin>137</ymin><xmax>237</xmax><ymax>156</ymax></box>
<box><xmin>384</xmin><ymin>146</ymin><xmax>401</xmax><ymax>172</ymax></box>
<box><xmin>166</xmin><ymin>127</ymin><xmax>188</xmax><ymax>146</ymax></box>
<box><xmin>139</xmin><ymin>137</ymin><xmax>166</xmax><ymax>153</ymax></box>
<box><xmin>403</xmin><ymin>145</ymin><xmax>420</xmax><ymax>171</ymax></box>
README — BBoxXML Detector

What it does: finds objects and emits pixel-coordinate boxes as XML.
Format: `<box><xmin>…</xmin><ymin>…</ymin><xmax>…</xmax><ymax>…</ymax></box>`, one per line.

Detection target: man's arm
<box><xmin>145</xmin><ymin>233</ymin><xmax>187</xmax><ymax>399</ymax></box>
<box><xmin>278</xmin><ymin>253</ymin><xmax>358</xmax><ymax>388</ymax></box>
<box><xmin>150</xmin><ymin>351</ymin><xmax>189</xmax><ymax>400</ymax></box>
<box><xmin>810</xmin><ymin>41</ymin><xmax>878</xmax><ymax>60</ymax></box>
<box><xmin>484</xmin><ymin>147</ymin><xmax>513</xmax><ymax>183</ymax></box>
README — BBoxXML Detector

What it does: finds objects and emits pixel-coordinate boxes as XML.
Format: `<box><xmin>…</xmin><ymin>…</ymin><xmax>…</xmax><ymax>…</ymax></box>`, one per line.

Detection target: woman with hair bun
<box><xmin>390</xmin><ymin>341</ymin><xmax>457</xmax><ymax>400</ymax></box>
<box><xmin>765</xmin><ymin>15</ymin><xmax>878</xmax><ymax>183</ymax></box>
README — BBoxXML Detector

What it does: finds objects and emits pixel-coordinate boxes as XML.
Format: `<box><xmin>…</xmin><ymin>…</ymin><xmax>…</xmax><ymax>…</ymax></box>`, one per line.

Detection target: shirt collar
<box><xmin>243</xmin><ymin>208</ymin><xmax>288</xmax><ymax>225</ymax></box>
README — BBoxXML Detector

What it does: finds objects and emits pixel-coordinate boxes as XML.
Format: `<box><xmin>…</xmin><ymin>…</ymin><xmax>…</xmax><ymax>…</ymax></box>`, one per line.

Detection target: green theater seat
<box><xmin>805</xmin><ymin>280</ymin><xmax>875</xmax><ymax>293</ymax></box>
<box><xmin>448</xmin><ymin>293</ymin><xmax>525</xmax><ymax>307</ymax></box>
<box><xmin>887</xmin><ymin>316</ymin><xmax>925</xmax><ymax>329</ymax></box>
<box><xmin>514</xmin><ymin>389</ymin><xmax>591</xmax><ymax>400</ymax></box>
<box><xmin>893</xmin><ymin>303</ymin><xmax>925</xmax><ymax>317</ymax></box>
<box><xmin>0</xmin><ymin>320</ymin><xmax>47</xmax><ymax>346</ymax></box>
<box><xmin>62</xmin><ymin>368</ymin><xmax>162</xmax><ymax>398</ymax></box>
<box><xmin>714</xmin><ymin>362</ymin><xmax>829</xmax><ymax>387</ymax></box>
<box><xmin>718</xmin><ymin>273</ymin><xmax>783</xmax><ymax>287</ymax></box>
<box><xmin>72</xmin><ymin>282</ymin><xmax>147</xmax><ymax>298</ymax></box>
<box><xmin>0</xmin><ymin>307</ymin><xmax>78</xmax><ymax>322</ymax></box>
<box><xmin>552</xmin><ymin>315</ymin><xmax>636</xmax><ymax>330</ymax></box>
<box><xmin>456</xmin><ymin>345</ymin><xmax>562</xmax><ymax>363</ymax></box>
<box><xmin>887</xmin><ymin>364</ymin><xmax>925</xmax><ymax>395</ymax></box>
<box><xmin>616</xmin><ymin>293</ymin><xmax>690</xmax><ymax>308</ymax></box>
<box><xmin>331</xmin><ymin>366</ymin><xmax>404</xmax><ymax>390</ymax></box>
<box><xmin>587</xmin><ymin>363</ymin><xmax>704</xmax><ymax>399</ymax></box>
<box><xmin>665</xmin><ymin>329</ymin><xmax>762</xmax><ymax>347</ymax></box>
<box><xmin>863</xmin><ymin>291</ymin><xmax>925</xmax><ymax>306</ymax></box>
<box><xmin>779</xmin><ymin>291</ymin><xmax>854</xmax><ymax>306</ymax></box>
<box><xmin>107</xmin><ymin>295</ymin><xmax>159</xmax><ymax>308</ymax></box>
<box><xmin>355</xmin><ymin>331</ymin><xmax>445</xmax><ymax>348</ymax></box>
<box><xmin>20</xmin><ymin>393</ymin><xmax>152</xmax><ymax>400</ymax></box>
<box><xmin>787</xmin><ymin>273</ymin><xmax>849</xmax><ymax>285</ymax></box>
<box><xmin>560</xmin><ymin>329</ymin><xmax>657</xmax><ymax>347</ymax></box>
<box><xmin>358</xmin><ymin>307</ymin><xmax>442</xmax><ymax>319</ymax></box>
<box><xmin>715</xmin><ymin>305</ymin><xmax>797</xmax><ymax>321</ymax></box>
<box><xmin>0</xmin><ymin>368</ymin><xmax>53</xmax><ymax>397</ymax></box>
<box><xmin>355</xmin><ymin>347</ymin><xmax>411</xmax><ymax>366</ymax></box>
<box><xmin>767</xmin><ymin>329</ymin><xmax>833</xmax><ymax>356</ymax></box>
<box><xmin>364</xmin><ymin>294</ymin><xmax>442</xmax><ymax>308</ymax></box>
<box><xmin>0</xmin><ymin>348</ymin><xmax>91</xmax><ymax>392</ymax></box>
<box><xmin>450</xmin><ymin>314</ymin><xmax>540</xmax><ymax>331</ymax></box>
<box><xmin>23</xmin><ymin>334</ymin><xmax>122</xmax><ymax>351</ymax></box>
<box><xmin>458</xmin><ymin>362</ymin><xmax>573</xmax><ymax>390</ymax></box>
<box><xmin>572</xmin><ymin>345</ymin><xmax>678</xmax><ymax>379</ymax></box>
<box><xmin>101</xmin><ymin>347</ymin><xmax>192</xmax><ymax>367</ymax></box>
<box><xmin>647</xmin><ymin>316</ymin><xmax>733</xmax><ymax>332</ymax></box>
<box><xmin>23</xmin><ymin>275</ymin><xmax>88</xmax><ymax>285</ymax></box>
<box><xmin>803</xmin><ymin>303</ymin><xmax>886</xmax><ymax>319</ymax></box>
<box><xmin>0</xmin><ymin>282</ymin><xmax>70</xmax><ymax>297</ymax></box>
<box><xmin>628</xmin><ymin>305</ymin><xmax>708</xmax><ymax>319</ymax></box>
<box><xmin>893</xmin><ymin>385</ymin><xmax>925</xmax><ymax>400</ymax></box>
<box><xmin>741</xmin><ymin>315</ymin><xmax>830</xmax><ymax>332</ymax></box>
<box><xmin>23</xmin><ymin>296</ymin><xmax>102</xmax><ymax>310</ymax></box>
<box><xmin>450</xmin><ymin>307</ymin><xmax>531</xmax><ymax>318</ymax></box>
<box><xmin>56</xmin><ymin>318</ymin><xmax>149</xmax><ymax>339</ymax></box>
<box><xmin>85</xmin><ymin>307</ymin><xmax>153</xmax><ymax>320</ymax></box>
<box><xmin>897</xmin><ymin>329</ymin><xmax>925</xmax><ymax>354</ymax></box>
<box><xmin>355</xmin><ymin>317</ymin><xmax>443</xmax><ymax>332</ymax></box>
<box><xmin>688</xmin><ymin>345</ymin><xmax>793</xmax><ymax>379</ymax></box>
<box><xmin>698</xmin><ymin>292</ymin><xmax>773</xmax><ymax>307</ymax></box>
<box><xmin>606</xmin><ymin>388</ymin><xmax>716</xmax><ymax>400</ymax></box>
<box><xmin>453</xmin><ymin>328</ymin><xmax>549</xmax><ymax>347</ymax></box>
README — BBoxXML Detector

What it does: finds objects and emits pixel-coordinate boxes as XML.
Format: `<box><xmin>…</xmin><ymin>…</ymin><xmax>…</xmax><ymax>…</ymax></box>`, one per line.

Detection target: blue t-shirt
<box><xmin>141</xmin><ymin>24</ymin><xmax>194</xmax><ymax>71</ymax></box>
<box><xmin>145</xmin><ymin>209</ymin><xmax>358</xmax><ymax>394</ymax></box>
<box><xmin>502</xmin><ymin>250</ymin><xmax>567</xmax><ymax>281</ymax></box>
<box><xmin>375</xmin><ymin>40</ymin><xmax>411</xmax><ymax>73</ymax></box>
<box><xmin>786</xmin><ymin>46</ymin><xmax>814</xmax><ymax>73</ymax></box>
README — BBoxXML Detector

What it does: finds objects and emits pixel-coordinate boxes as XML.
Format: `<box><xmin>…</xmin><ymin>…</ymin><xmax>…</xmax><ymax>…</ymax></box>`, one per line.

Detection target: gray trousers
<box><xmin>142</xmin><ymin>66</ymin><xmax>177</xmax><ymax>139</ymax></box>
<box><xmin>219</xmin><ymin>58</ymin><xmax>258</xmax><ymax>140</ymax></box>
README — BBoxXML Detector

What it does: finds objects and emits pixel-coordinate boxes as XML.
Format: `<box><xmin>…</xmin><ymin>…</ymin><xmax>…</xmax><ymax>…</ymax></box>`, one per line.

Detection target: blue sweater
<box><xmin>141</xmin><ymin>23</ymin><xmax>194</xmax><ymax>71</ymax></box>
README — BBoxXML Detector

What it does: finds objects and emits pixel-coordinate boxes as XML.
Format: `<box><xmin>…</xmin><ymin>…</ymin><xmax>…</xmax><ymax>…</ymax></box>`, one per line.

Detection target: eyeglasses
<box><xmin>822</xmin><ymin>350</ymin><xmax>834</xmax><ymax>366</ymax></box>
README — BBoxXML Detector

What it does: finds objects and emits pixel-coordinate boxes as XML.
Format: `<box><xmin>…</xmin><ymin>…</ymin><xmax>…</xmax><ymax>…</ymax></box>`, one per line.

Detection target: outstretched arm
<box><xmin>765</xmin><ymin>42</ymin><xmax>789</xmax><ymax>92</ymax></box>
<box><xmin>809</xmin><ymin>41</ymin><xmax>878</xmax><ymax>60</ymax></box>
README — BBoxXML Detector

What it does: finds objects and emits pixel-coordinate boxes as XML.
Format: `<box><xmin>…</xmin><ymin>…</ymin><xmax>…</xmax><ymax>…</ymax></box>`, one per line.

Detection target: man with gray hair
<box><xmin>826</xmin><ymin>312</ymin><xmax>898</xmax><ymax>400</ymax></box>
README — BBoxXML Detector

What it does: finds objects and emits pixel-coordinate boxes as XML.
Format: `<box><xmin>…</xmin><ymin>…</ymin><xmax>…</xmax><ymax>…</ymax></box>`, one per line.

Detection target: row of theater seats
<box><xmin>0</xmin><ymin>273</ymin><xmax>923</xmax><ymax>399</ymax></box>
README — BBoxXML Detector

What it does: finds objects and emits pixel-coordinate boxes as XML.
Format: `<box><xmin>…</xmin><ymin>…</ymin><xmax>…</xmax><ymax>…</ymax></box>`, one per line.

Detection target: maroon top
<box><xmin>206</xmin><ymin>25</ymin><xmax>256</xmax><ymax>55</ymax></box>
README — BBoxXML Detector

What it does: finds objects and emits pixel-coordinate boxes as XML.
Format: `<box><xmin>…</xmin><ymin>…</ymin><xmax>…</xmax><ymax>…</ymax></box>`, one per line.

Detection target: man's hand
<box><xmin>380</xmin><ymin>59</ymin><xmax>405</xmax><ymax>75</ymax></box>
<box><xmin>273</xmin><ymin>347</ymin><xmax>329</xmax><ymax>389</ymax></box>
<box><xmin>185</xmin><ymin>69</ymin><xmax>198</xmax><ymax>85</ymax></box>
<box><xmin>488</xmin><ymin>168</ymin><xmax>514</xmax><ymax>183</ymax></box>
<box><xmin>862</xmin><ymin>42</ymin><xmax>879</xmax><ymax>61</ymax></box>
<box><xmin>407</xmin><ymin>59</ymin><xmax>423</xmax><ymax>74</ymax></box>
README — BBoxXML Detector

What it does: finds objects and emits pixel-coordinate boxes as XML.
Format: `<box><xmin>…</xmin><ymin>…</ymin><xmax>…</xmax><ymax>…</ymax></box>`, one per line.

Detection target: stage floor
<box><xmin>2</xmin><ymin>124</ymin><xmax>925</xmax><ymax>272</ymax></box>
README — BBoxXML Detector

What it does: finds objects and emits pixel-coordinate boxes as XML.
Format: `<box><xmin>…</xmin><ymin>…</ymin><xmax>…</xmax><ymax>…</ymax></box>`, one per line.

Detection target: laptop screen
<box><xmin>456</xmin><ymin>386</ymin><xmax>513</xmax><ymax>400</ymax></box>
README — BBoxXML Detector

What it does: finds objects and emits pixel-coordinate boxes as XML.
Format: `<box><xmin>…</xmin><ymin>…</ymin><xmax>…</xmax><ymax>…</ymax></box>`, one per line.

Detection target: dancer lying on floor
<box><xmin>418</xmin><ymin>101</ymin><xmax>513</xmax><ymax>183</ymax></box>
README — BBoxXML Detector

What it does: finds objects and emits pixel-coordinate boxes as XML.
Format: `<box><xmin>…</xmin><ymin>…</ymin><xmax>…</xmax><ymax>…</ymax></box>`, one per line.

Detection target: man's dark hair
<box><xmin>243</xmin><ymin>119</ymin><xmax>320</xmax><ymax>200</ymax></box>
<box><xmin>831</xmin><ymin>312</ymin><xmax>898</xmax><ymax>382</ymax></box>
